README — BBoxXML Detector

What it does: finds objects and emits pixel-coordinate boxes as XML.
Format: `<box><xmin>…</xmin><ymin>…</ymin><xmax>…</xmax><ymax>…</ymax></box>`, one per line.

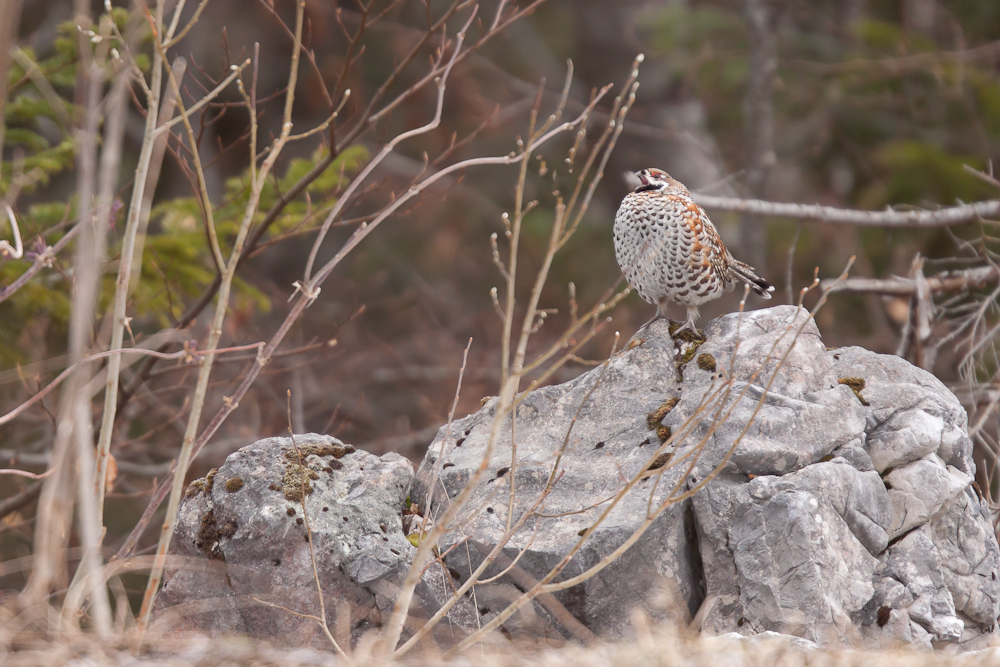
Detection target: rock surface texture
<box><xmin>157</xmin><ymin>306</ymin><xmax>1000</xmax><ymax>650</ymax></box>
<box><xmin>153</xmin><ymin>434</ymin><xmax>475</xmax><ymax>646</ymax></box>
<box><xmin>412</xmin><ymin>306</ymin><xmax>999</xmax><ymax>649</ymax></box>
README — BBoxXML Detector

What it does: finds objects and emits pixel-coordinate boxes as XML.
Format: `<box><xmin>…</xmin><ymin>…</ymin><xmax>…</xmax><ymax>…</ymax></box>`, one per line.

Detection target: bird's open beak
<box><xmin>636</xmin><ymin>171</ymin><xmax>649</xmax><ymax>186</ymax></box>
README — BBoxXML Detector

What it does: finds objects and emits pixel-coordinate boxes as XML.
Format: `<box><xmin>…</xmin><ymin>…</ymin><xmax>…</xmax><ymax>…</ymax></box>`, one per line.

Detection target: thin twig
<box><xmin>136</xmin><ymin>2</ymin><xmax>309</xmax><ymax>633</ymax></box>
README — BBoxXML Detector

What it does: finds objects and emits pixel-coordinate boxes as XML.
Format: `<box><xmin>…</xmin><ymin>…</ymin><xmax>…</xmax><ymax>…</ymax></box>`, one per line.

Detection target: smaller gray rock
<box><xmin>155</xmin><ymin>434</ymin><xmax>418</xmax><ymax>647</ymax></box>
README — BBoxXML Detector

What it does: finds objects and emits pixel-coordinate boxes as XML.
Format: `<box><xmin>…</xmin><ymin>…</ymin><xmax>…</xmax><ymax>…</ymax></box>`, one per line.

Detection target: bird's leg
<box><xmin>624</xmin><ymin>301</ymin><xmax>672</xmax><ymax>351</ymax></box>
<box><xmin>672</xmin><ymin>306</ymin><xmax>699</xmax><ymax>335</ymax></box>
<box><xmin>633</xmin><ymin>300</ymin><xmax>671</xmax><ymax>339</ymax></box>
<box><xmin>655</xmin><ymin>300</ymin><xmax>671</xmax><ymax>320</ymax></box>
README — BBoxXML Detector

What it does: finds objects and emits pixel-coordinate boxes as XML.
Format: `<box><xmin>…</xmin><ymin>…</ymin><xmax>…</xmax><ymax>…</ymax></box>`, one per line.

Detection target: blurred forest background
<box><xmin>2</xmin><ymin>0</ymin><xmax>1000</xmax><ymax>617</ymax></box>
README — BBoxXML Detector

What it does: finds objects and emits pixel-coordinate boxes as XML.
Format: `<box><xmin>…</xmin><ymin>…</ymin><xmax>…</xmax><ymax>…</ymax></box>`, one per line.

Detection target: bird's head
<box><xmin>634</xmin><ymin>168</ymin><xmax>688</xmax><ymax>195</ymax></box>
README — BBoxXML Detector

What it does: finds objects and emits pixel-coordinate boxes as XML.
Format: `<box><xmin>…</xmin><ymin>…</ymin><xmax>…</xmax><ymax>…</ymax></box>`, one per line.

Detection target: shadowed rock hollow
<box><xmin>156</xmin><ymin>306</ymin><xmax>1000</xmax><ymax>650</ymax></box>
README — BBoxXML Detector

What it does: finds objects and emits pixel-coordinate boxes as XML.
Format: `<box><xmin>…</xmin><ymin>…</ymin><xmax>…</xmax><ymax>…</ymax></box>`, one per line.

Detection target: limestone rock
<box><xmin>412</xmin><ymin>306</ymin><xmax>1000</xmax><ymax>648</ymax></box>
<box><xmin>156</xmin><ymin>306</ymin><xmax>1000</xmax><ymax>651</ymax></box>
<box><xmin>153</xmin><ymin>434</ymin><xmax>474</xmax><ymax>647</ymax></box>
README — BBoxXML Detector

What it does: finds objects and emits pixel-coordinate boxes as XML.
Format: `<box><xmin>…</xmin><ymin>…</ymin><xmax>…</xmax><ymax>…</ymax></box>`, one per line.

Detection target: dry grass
<box><xmin>2</xmin><ymin>619</ymin><xmax>998</xmax><ymax>667</ymax></box>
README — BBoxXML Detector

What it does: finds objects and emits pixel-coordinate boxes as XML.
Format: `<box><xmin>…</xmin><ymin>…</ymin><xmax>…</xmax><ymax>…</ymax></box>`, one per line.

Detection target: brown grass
<box><xmin>2</xmin><ymin>618</ymin><xmax>996</xmax><ymax>667</ymax></box>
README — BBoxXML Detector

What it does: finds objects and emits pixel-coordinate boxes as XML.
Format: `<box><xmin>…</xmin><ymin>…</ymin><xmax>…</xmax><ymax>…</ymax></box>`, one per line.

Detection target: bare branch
<box><xmin>692</xmin><ymin>193</ymin><xmax>1000</xmax><ymax>227</ymax></box>
<box><xmin>822</xmin><ymin>265</ymin><xmax>999</xmax><ymax>294</ymax></box>
<box><xmin>137</xmin><ymin>0</ymin><xmax>309</xmax><ymax>633</ymax></box>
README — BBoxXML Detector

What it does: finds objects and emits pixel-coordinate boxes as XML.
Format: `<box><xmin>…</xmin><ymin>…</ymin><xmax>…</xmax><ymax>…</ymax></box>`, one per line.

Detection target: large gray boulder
<box><xmin>155</xmin><ymin>306</ymin><xmax>1000</xmax><ymax>651</ymax></box>
<box><xmin>411</xmin><ymin>305</ymin><xmax>1000</xmax><ymax>648</ymax></box>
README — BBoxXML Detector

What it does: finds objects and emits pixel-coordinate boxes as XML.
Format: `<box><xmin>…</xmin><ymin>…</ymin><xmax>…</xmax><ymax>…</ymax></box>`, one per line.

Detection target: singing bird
<box><xmin>614</xmin><ymin>168</ymin><xmax>774</xmax><ymax>333</ymax></box>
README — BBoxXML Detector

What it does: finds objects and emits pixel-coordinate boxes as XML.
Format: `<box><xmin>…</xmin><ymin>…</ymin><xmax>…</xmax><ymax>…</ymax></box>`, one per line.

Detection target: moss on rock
<box><xmin>838</xmin><ymin>377</ymin><xmax>870</xmax><ymax>406</ymax></box>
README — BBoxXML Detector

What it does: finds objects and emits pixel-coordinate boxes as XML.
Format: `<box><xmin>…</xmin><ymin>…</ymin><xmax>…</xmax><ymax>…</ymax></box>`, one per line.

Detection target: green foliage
<box><xmin>139</xmin><ymin>145</ymin><xmax>368</xmax><ymax>325</ymax></box>
<box><xmin>0</xmin><ymin>9</ymin><xmax>360</xmax><ymax>360</ymax></box>
<box><xmin>970</xmin><ymin>71</ymin><xmax>1000</xmax><ymax>139</ymax></box>
<box><xmin>641</xmin><ymin>6</ymin><xmax>748</xmax><ymax>149</ymax></box>
<box><xmin>644</xmin><ymin>6</ymin><xmax>743</xmax><ymax>55</ymax></box>
<box><xmin>0</xmin><ymin>245</ymin><xmax>72</xmax><ymax>367</ymax></box>
<box><xmin>869</xmin><ymin>141</ymin><xmax>996</xmax><ymax>207</ymax></box>
<box><xmin>2</xmin><ymin>37</ymin><xmax>77</xmax><ymax>196</ymax></box>
<box><xmin>26</xmin><ymin>200</ymin><xmax>75</xmax><ymax>228</ymax></box>
<box><xmin>854</xmin><ymin>19</ymin><xmax>907</xmax><ymax>51</ymax></box>
<box><xmin>259</xmin><ymin>144</ymin><xmax>369</xmax><ymax>235</ymax></box>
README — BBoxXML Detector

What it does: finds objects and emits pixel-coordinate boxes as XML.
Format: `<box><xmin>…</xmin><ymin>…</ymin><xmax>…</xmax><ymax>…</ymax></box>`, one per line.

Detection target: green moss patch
<box><xmin>185</xmin><ymin>478</ymin><xmax>206</xmax><ymax>498</ymax></box>
<box><xmin>282</xmin><ymin>462</ymin><xmax>320</xmax><ymax>502</ymax></box>
<box><xmin>295</xmin><ymin>442</ymin><xmax>355</xmax><ymax>458</ymax></box>
<box><xmin>646</xmin><ymin>397</ymin><xmax>680</xmax><ymax>431</ymax></box>
<box><xmin>838</xmin><ymin>377</ymin><xmax>870</xmax><ymax>406</ymax></box>
<box><xmin>696</xmin><ymin>353</ymin><xmax>717</xmax><ymax>372</ymax></box>
<box><xmin>196</xmin><ymin>510</ymin><xmax>224</xmax><ymax>560</ymax></box>
<box><xmin>678</xmin><ymin>345</ymin><xmax>699</xmax><ymax>366</ymax></box>
<box><xmin>647</xmin><ymin>452</ymin><xmax>672</xmax><ymax>471</ymax></box>
<box><xmin>279</xmin><ymin>442</ymin><xmax>355</xmax><ymax>502</ymax></box>
<box><xmin>204</xmin><ymin>468</ymin><xmax>219</xmax><ymax>493</ymax></box>
<box><xmin>668</xmin><ymin>321</ymin><xmax>707</xmax><ymax>343</ymax></box>
<box><xmin>185</xmin><ymin>467</ymin><xmax>219</xmax><ymax>498</ymax></box>
<box><xmin>224</xmin><ymin>477</ymin><xmax>244</xmax><ymax>493</ymax></box>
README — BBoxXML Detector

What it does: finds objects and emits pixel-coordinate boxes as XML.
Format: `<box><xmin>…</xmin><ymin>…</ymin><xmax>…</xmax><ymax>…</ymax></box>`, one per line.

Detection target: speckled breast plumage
<box><xmin>613</xmin><ymin>189</ymin><xmax>732</xmax><ymax>308</ymax></box>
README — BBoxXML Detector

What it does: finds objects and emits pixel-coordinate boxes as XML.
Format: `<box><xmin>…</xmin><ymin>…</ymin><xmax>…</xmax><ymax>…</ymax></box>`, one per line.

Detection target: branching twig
<box><xmin>136</xmin><ymin>0</ymin><xmax>308</xmax><ymax>633</ymax></box>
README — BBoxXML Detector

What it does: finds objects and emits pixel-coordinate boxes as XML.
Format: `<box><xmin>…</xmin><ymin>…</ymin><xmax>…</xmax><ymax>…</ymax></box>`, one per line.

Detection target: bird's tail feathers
<box><xmin>731</xmin><ymin>260</ymin><xmax>774</xmax><ymax>299</ymax></box>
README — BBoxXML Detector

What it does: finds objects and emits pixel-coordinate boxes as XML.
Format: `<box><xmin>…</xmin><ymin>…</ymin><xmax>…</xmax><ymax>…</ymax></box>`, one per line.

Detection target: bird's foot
<box><xmin>668</xmin><ymin>319</ymin><xmax>706</xmax><ymax>343</ymax></box>
<box><xmin>627</xmin><ymin>313</ymin><xmax>667</xmax><ymax>347</ymax></box>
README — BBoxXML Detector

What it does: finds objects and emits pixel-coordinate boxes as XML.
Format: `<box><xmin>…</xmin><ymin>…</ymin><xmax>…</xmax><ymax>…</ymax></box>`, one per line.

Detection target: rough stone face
<box><xmin>410</xmin><ymin>315</ymin><xmax>702</xmax><ymax>639</ymax></box>
<box><xmin>156</xmin><ymin>306</ymin><xmax>1000</xmax><ymax>651</ymax></box>
<box><xmin>412</xmin><ymin>305</ymin><xmax>1000</xmax><ymax>649</ymax></box>
<box><xmin>153</xmin><ymin>433</ymin><xmax>475</xmax><ymax>647</ymax></box>
<box><xmin>151</xmin><ymin>473</ymin><xmax>248</xmax><ymax>635</ymax></box>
